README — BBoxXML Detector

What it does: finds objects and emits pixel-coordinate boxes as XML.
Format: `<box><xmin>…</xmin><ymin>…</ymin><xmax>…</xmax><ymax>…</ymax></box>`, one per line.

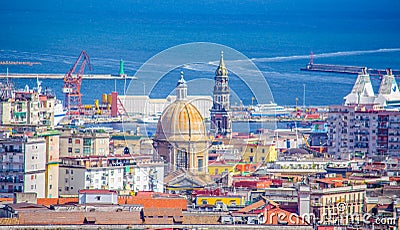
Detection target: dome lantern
<box><xmin>176</xmin><ymin>71</ymin><xmax>187</xmax><ymax>101</ymax></box>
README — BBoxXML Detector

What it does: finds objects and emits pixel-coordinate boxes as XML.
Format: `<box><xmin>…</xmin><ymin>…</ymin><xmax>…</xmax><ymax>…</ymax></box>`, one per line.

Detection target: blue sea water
<box><xmin>1</xmin><ymin>0</ymin><xmax>400</xmax><ymax>106</ymax></box>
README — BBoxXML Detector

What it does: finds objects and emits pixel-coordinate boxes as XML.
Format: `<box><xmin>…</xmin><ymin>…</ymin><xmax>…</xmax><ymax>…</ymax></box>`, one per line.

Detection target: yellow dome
<box><xmin>155</xmin><ymin>100</ymin><xmax>208</xmax><ymax>142</ymax></box>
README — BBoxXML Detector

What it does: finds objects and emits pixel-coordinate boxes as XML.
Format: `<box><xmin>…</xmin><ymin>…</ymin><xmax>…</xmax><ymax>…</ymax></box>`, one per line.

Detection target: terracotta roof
<box><xmin>144</xmin><ymin>218</ymin><xmax>174</xmax><ymax>225</ymax></box>
<box><xmin>132</xmin><ymin>196</ymin><xmax>187</xmax><ymax>210</ymax></box>
<box><xmin>18</xmin><ymin>212</ymin><xmax>84</xmax><ymax>225</ymax></box>
<box><xmin>237</xmin><ymin>199</ymin><xmax>265</xmax><ymax>213</ymax></box>
<box><xmin>7</xmin><ymin>203</ymin><xmax>48</xmax><ymax>211</ymax></box>
<box><xmin>143</xmin><ymin>207</ymin><xmax>182</xmax><ymax>218</ymax></box>
<box><xmin>83</xmin><ymin>212</ymin><xmax>142</xmax><ymax>225</ymax></box>
<box><xmin>18</xmin><ymin>211</ymin><xmax>142</xmax><ymax>225</ymax></box>
<box><xmin>183</xmin><ymin>213</ymin><xmax>221</xmax><ymax>225</ymax></box>
<box><xmin>37</xmin><ymin>198</ymin><xmax>59</xmax><ymax>207</ymax></box>
<box><xmin>58</xmin><ymin>197</ymin><xmax>79</xmax><ymax>204</ymax></box>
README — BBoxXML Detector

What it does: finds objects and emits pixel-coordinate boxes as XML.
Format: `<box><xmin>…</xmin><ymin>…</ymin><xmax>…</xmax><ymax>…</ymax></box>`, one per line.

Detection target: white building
<box><xmin>59</xmin><ymin>155</ymin><xmax>165</xmax><ymax>195</ymax></box>
<box><xmin>132</xmin><ymin>161</ymin><xmax>164</xmax><ymax>193</ymax></box>
<box><xmin>59</xmin><ymin>163</ymin><xmax>124</xmax><ymax>195</ymax></box>
<box><xmin>78</xmin><ymin>189</ymin><xmax>118</xmax><ymax>205</ymax></box>
<box><xmin>119</xmin><ymin>95</ymin><xmax>212</xmax><ymax>119</ymax></box>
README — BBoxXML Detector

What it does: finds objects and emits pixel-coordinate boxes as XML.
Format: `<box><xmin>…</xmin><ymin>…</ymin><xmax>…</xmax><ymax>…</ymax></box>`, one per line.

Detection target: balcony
<box><xmin>0</xmin><ymin>169</ymin><xmax>24</xmax><ymax>173</ymax></box>
<box><xmin>0</xmin><ymin>188</ymin><xmax>23</xmax><ymax>193</ymax></box>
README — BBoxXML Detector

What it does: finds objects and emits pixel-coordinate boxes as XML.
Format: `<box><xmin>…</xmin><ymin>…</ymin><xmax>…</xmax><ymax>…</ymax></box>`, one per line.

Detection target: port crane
<box><xmin>62</xmin><ymin>50</ymin><xmax>92</xmax><ymax>115</ymax></box>
<box><xmin>301</xmin><ymin>52</ymin><xmax>400</xmax><ymax>78</ymax></box>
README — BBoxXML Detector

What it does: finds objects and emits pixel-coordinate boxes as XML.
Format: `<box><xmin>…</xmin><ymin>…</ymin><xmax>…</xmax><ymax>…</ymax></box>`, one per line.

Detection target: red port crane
<box><xmin>62</xmin><ymin>50</ymin><xmax>92</xmax><ymax>115</ymax></box>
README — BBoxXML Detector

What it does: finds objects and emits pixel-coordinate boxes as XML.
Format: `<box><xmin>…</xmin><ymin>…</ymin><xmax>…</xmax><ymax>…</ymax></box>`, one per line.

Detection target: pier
<box><xmin>301</xmin><ymin>63</ymin><xmax>400</xmax><ymax>77</ymax></box>
<box><xmin>0</xmin><ymin>73</ymin><xmax>137</xmax><ymax>80</ymax></box>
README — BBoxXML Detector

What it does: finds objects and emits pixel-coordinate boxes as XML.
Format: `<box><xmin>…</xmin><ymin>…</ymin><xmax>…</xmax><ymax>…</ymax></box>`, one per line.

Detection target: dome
<box><xmin>155</xmin><ymin>100</ymin><xmax>208</xmax><ymax>142</ymax></box>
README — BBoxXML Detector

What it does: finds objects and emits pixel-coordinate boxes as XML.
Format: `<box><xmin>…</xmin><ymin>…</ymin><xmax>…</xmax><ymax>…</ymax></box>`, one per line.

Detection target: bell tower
<box><xmin>210</xmin><ymin>52</ymin><xmax>232</xmax><ymax>137</ymax></box>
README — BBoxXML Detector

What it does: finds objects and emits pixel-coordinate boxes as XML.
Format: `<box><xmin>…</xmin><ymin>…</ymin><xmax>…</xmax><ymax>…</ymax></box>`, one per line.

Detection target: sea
<box><xmin>1</xmin><ymin>0</ymin><xmax>400</xmax><ymax>107</ymax></box>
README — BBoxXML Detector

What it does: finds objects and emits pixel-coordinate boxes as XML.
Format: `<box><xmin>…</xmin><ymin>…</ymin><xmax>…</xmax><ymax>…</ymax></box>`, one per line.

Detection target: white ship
<box><xmin>249</xmin><ymin>102</ymin><xmax>290</xmax><ymax>117</ymax></box>
<box><xmin>137</xmin><ymin>113</ymin><xmax>161</xmax><ymax>124</ymax></box>
<box><xmin>54</xmin><ymin>101</ymin><xmax>67</xmax><ymax>125</ymax></box>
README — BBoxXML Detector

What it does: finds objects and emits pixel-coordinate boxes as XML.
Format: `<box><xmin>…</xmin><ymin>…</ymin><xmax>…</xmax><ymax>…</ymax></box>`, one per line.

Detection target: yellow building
<box><xmin>241</xmin><ymin>143</ymin><xmax>277</xmax><ymax>163</ymax></box>
<box><xmin>208</xmin><ymin>162</ymin><xmax>236</xmax><ymax>175</ymax></box>
<box><xmin>195</xmin><ymin>195</ymin><xmax>245</xmax><ymax>208</ymax></box>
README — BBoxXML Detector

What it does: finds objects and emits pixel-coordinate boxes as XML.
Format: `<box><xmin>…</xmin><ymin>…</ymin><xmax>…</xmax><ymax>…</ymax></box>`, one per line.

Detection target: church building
<box><xmin>153</xmin><ymin>72</ymin><xmax>210</xmax><ymax>175</ymax></box>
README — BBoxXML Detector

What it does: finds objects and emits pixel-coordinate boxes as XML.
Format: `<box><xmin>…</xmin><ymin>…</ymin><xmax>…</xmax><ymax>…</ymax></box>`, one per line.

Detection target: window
<box><xmin>230</xmin><ymin>200</ymin><xmax>237</xmax><ymax>206</ymax></box>
<box><xmin>250</xmin><ymin>148</ymin><xmax>254</xmax><ymax>153</ymax></box>
<box><xmin>68</xmin><ymin>138</ymin><xmax>72</xmax><ymax>144</ymax></box>
<box><xmin>176</xmin><ymin>150</ymin><xmax>188</xmax><ymax>169</ymax></box>
<box><xmin>262</xmin><ymin>148</ymin><xmax>265</xmax><ymax>154</ymax></box>
<box><xmin>136</xmin><ymin>176</ymin><xmax>140</xmax><ymax>181</ymax></box>
<box><xmin>49</xmin><ymin>184</ymin><xmax>52</xmax><ymax>189</ymax></box>
<box><xmin>68</xmin><ymin>147</ymin><xmax>72</xmax><ymax>153</ymax></box>
<box><xmin>249</xmin><ymin>156</ymin><xmax>254</xmax><ymax>162</ymax></box>
<box><xmin>74</xmin><ymin>149</ymin><xmax>80</xmax><ymax>153</ymax></box>
<box><xmin>75</xmin><ymin>139</ymin><xmax>80</xmax><ymax>144</ymax></box>
<box><xmin>83</xmin><ymin>147</ymin><xmax>91</xmax><ymax>155</ymax></box>
<box><xmin>202</xmin><ymin>200</ymin><xmax>208</xmax><ymax>205</ymax></box>
<box><xmin>198</xmin><ymin>158</ymin><xmax>203</xmax><ymax>172</ymax></box>
<box><xmin>83</xmin><ymin>138</ymin><xmax>92</xmax><ymax>146</ymax></box>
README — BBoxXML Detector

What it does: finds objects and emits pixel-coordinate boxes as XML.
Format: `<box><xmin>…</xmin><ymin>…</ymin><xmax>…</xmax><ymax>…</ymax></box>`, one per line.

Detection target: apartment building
<box><xmin>0</xmin><ymin>136</ymin><xmax>46</xmax><ymax>198</ymax></box>
<box><xmin>58</xmin><ymin>155</ymin><xmax>164</xmax><ymax>195</ymax></box>
<box><xmin>327</xmin><ymin>105</ymin><xmax>400</xmax><ymax>157</ymax></box>
<box><xmin>58</xmin><ymin>128</ymin><xmax>109</xmax><ymax>157</ymax></box>
<box><xmin>0</xmin><ymin>91</ymin><xmax>57</xmax><ymax>128</ymax></box>
<box><xmin>298</xmin><ymin>176</ymin><xmax>367</xmax><ymax>226</ymax></box>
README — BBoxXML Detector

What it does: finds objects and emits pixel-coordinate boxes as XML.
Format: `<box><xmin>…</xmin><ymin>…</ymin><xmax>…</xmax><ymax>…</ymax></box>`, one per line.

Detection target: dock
<box><xmin>301</xmin><ymin>63</ymin><xmax>400</xmax><ymax>77</ymax></box>
<box><xmin>0</xmin><ymin>73</ymin><xmax>138</xmax><ymax>80</ymax></box>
